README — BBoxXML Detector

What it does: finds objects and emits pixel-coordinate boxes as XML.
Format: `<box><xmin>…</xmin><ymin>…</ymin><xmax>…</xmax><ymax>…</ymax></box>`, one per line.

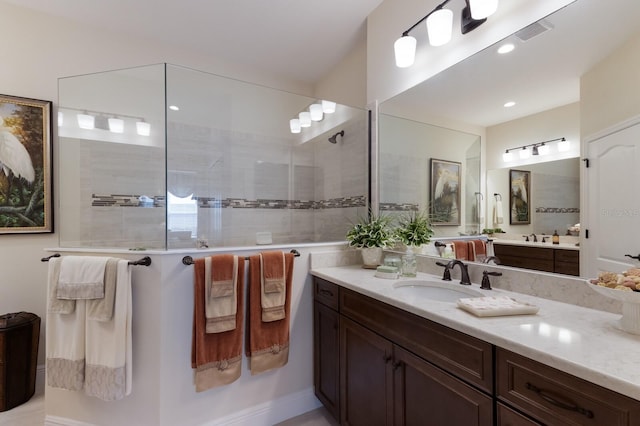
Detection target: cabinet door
<box><xmin>314</xmin><ymin>301</ymin><xmax>340</xmax><ymax>420</ymax></box>
<box><xmin>340</xmin><ymin>317</ymin><xmax>393</xmax><ymax>426</ymax></box>
<box><xmin>393</xmin><ymin>346</ymin><xmax>493</xmax><ymax>426</ymax></box>
<box><xmin>497</xmin><ymin>402</ymin><xmax>541</xmax><ymax>426</ymax></box>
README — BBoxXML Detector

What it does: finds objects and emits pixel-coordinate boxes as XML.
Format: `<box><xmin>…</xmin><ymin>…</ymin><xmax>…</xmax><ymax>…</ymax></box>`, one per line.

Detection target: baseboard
<box><xmin>45</xmin><ymin>415</ymin><xmax>96</xmax><ymax>426</ymax></box>
<box><xmin>207</xmin><ymin>387</ymin><xmax>322</xmax><ymax>426</ymax></box>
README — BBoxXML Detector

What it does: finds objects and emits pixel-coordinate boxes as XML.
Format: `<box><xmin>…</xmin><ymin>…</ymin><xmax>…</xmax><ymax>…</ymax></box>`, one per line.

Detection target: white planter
<box><xmin>360</xmin><ymin>247</ymin><xmax>383</xmax><ymax>269</ymax></box>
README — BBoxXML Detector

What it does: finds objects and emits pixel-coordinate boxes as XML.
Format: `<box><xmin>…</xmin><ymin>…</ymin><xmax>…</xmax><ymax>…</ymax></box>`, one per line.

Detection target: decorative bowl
<box><xmin>589</xmin><ymin>283</ymin><xmax>640</xmax><ymax>335</ymax></box>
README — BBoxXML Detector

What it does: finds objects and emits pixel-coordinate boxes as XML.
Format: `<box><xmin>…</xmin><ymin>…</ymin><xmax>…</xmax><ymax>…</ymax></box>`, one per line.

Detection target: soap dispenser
<box><xmin>552</xmin><ymin>230</ymin><xmax>560</xmax><ymax>245</ymax></box>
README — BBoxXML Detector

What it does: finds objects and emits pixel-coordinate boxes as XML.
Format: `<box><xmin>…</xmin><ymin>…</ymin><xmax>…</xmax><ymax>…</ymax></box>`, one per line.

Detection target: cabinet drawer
<box><xmin>494</xmin><ymin>245</ymin><xmax>554</xmax><ymax>260</ymax></box>
<box><xmin>555</xmin><ymin>249</ymin><xmax>579</xmax><ymax>262</ymax></box>
<box><xmin>314</xmin><ymin>278</ymin><xmax>339</xmax><ymax>310</ymax></box>
<box><xmin>497</xmin><ymin>402</ymin><xmax>541</xmax><ymax>425</ymax></box>
<box><xmin>497</xmin><ymin>348</ymin><xmax>640</xmax><ymax>425</ymax></box>
<box><xmin>340</xmin><ymin>287</ymin><xmax>493</xmax><ymax>393</ymax></box>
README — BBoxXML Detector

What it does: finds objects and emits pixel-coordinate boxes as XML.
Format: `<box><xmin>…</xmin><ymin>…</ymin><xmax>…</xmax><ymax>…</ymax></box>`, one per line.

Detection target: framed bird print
<box><xmin>430</xmin><ymin>158</ymin><xmax>461</xmax><ymax>226</ymax></box>
<box><xmin>509</xmin><ymin>169</ymin><xmax>530</xmax><ymax>225</ymax></box>
<box><xmin>0</xmin><ymin>94</ymin><xmax>53</xmax><ymax>233</ymax></box>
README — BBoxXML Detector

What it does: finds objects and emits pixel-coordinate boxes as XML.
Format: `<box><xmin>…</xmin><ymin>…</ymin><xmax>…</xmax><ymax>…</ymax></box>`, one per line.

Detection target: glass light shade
<box><xmin>77</xmin><ymin>113</ymin><xmax>95</xmax><ymax>130</ymax></box>
<box><xmin>309</xmin><ymin>103</ymin><xmax>323</xmax><ymax>121</ymax></box>
<box><xmin>558</xmin><ymin>139</ymin><xmax>570</xmax><ymax>152</ymax></box>
<box><xmin>394</xmin><ymin>35</ymin><xmax>417</xmax><ymax>68</ymax></box>
<box><xmin>136</xmin><ymin>121</ymin><xmax>151</xmax><ymax>136</ymax></box>
<box><xmin>108</xmin><ymin>117</ymin><xmax>124</xmax><ymax>133</ymax></box>
<box><xmin>321</xmin><ymin>100</ymin><xmax>336</xmax><ymax>114</ymax></box>
<box><xmin>426</xmin><ymin>8</ymin><xmax>453</xmax><ymax>47</ymax></box>
<box><xmin>299</xmin><ymin>111</ymin><xmax>311</xmax><ymax>127</ymax></box>
<box><xmin>57</xmin><ymin>111</ymin><xmax>63</xmax><ymax>127</ymax></box>
<box><xmin>289</xmin><ymin>118</ymin><xmax>301</xmax><ymax>134</ymax></box>
<box><xmin>519</xmin><ymin>147</ymin><xmax>530</xmax><ymax>159</ymax></box>
<box><xmin>538</xmin><ymin>144</ymin><xmax>550</xmax><ymax>155</ymax></box>
<box><xmin>470</xmin><ymin>0</ymin><xmax>498</xmax><ymax>19</ymax></box>
<box><xmin>502</xmin><ymin>151</ymin><xmax>513</xmax><ymax>162</ymax></box>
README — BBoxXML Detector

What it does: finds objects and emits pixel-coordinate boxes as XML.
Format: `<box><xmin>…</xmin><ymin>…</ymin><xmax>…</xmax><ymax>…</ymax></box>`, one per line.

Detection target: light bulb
<box><xmin>299</xmin><ymin>111</ymin><xmax>311</xmax><ymax>128</ymax></box>
<box><xmin>136</xmin><ymin>121</ymin><xmax>151</xmax><ymax>136</ymax></box>
<box><xmin>108</xmin><ymin>117</ymin><xmax>124</xmax><ymax>133</ymax></box>
<box><xmin>77</xmin><ymin>113</ymin><xmax>95</xmax><ymax>130</ymax></box>
<box><xmin>469</xmin><ymin>0</ymin><xmax>499</xmax><ymax>19</ymax></box>
<box><xmin>502</xmin><ymin>151</ymin><xmax>513</xmax><ymax>162</ymax></box>
<box><xmin>558</xmin><ymin>138</ymin><xmax>570</xmax><ymax>152</ymax></box>
<box><xmin>426</xmin><ymin>8</ymin><xmax>453</xmax><ymax>47</ymax></box>
<box><xmin>394</xmin><ymin>35</ymin><xmax>417</xmax><ymax>68</ymax></box>
<box><xmin>538</xmin><ymin>144</ymin><xmax>549</xmax><ymax>155</ymax></box>
<box><xmin>519</xmin><ymin>147</ymin><xmax>530</xmax><ymax>159</ymax></box>
<box><xmin>309</xmin><ymin>104</ymin><xmax>323</xmax><ymax>121</ymax></box>
<box><xmin>289</xmin><ymin>118</ymin><xmax>301</xmax><ymax>134</ymax></box>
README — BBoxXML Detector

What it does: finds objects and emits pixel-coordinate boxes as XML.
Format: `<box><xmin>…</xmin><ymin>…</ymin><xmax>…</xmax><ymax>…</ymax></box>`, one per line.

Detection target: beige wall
<box><xmin>581</xmin><ymin>31</ymin><xmax>640</xmax><ymax>137</ymax></box>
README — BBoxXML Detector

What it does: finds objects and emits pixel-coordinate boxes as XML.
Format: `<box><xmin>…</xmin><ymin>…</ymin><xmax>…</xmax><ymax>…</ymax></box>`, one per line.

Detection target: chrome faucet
<box><xmin>446</xmin><ymin>259</ymin><xmax>472</xmax><ymax>285</ymax></box>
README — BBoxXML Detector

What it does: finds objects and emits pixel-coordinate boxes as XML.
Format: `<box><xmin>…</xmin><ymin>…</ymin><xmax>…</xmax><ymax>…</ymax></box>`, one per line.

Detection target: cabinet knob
<box><xmin>319</xmin><ymin>289</ymin><xmax>334</xmax><ymax>297</ymax></box>
<box><xmin>383</xmin><ymin>355</ymin><xmax>392</xmax><ymax>364</ymax></box>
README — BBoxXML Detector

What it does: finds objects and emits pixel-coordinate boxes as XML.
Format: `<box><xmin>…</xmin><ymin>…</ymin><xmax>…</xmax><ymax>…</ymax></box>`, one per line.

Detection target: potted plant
<box><xmin>395</xmin><ymin>211</ymin><xmax>433</xmax><ymax>277</ymax></box>
<box><xmin>395</xmin><ymin>210</ymin><xmax>434</xmax><ymax>250</ymax></box>
<box><xmin>346</xmin><ymin>212</ymin><xmax>395</xmax><ymax>268</ymax></box>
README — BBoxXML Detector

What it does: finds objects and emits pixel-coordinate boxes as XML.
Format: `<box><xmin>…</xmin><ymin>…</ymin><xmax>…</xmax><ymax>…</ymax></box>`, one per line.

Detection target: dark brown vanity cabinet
<box><xmin>314</xmin><ymin>277</ymin><xmax>493</xmax><ymax>425</ymax></box>
<box><xmin>493</xmin><ymin>244</ymin><xmax>580</xmax><ymax>276</ymax></box>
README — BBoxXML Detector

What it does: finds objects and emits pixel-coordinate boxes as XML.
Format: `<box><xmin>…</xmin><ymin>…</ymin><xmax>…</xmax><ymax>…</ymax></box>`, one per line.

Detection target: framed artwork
<box><xmin>0</xmin><ymin>94</ymin><xmax>53</xmax><ymax>233</ymax></box>
<box><xmin>509</xmin><ymin>169</ymin><xmax>530</xmax><ymax>225</ymax></box>
<box><xmin>430</xmin><ymin>158</ymin><xmax>461</xmax><ymax>226</ymax></box>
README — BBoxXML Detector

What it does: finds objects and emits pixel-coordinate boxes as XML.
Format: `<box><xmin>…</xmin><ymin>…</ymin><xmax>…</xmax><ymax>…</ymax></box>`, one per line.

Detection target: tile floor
<box><xmin>0</xmin><ymin>386</ymin><xmax>337</xmax><ymax>426</ymax></box>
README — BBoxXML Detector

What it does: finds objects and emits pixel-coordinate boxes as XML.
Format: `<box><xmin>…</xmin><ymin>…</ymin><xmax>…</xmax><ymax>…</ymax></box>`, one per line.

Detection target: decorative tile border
<box><xmin>535</xmin><ymin>207</ymin><xmax>580</xmax><ymax>213</ymax></box>
<box><xmin>91</xmin><ymin>194</ymin><xmax>166</xmax><ymax>207</ymax></box>
<box><xmin>380</xmin><ymin>202</ymin><xmax>419</xmax><ymax>211</ymax></box>
<box><xmin>92</xmin><ymin>194</ymin><xmax>365</xmax><ymax>210</ymax></box>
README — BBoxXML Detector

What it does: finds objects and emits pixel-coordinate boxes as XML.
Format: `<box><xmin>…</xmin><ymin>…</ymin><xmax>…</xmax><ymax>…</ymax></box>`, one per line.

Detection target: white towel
<box><xmin>57</xmin><ymin>256</ymin><xmax>109</xmax><ymax>300</ymax></box>
<box><xmin>46</xmin><ymin>257</ymin><xmax>86</xmax><ymax>391</ymax></box>
<box><xmin>84</xmin><ymin>259</ymin><xmax>133</xmax><ymax>401</ymax></box>
<box><xmin>494</xmin><ymin>199</ymin><xmax>504</xmax><ymax>225</ymax></box>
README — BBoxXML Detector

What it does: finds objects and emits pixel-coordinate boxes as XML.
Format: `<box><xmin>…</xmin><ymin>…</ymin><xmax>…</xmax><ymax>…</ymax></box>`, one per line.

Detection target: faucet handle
<box><xmin>523</xmin><ymin>235</ymin><xmax>529</xmax><ymax>242</ymax></box>
<box><xmin>481</xmin><ymin>270</ymin><xmax>502</xmax><ymax>290</ymax></box>
<box><xmin>436</xmin><ymin>261</ymin><xmax>452</xmax><ymax>281</ymax></box>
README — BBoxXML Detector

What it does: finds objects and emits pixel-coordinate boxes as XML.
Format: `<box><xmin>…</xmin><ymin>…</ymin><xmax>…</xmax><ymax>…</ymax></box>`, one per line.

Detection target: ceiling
<box><xmin>381</xmin><ymin>0</ymin><xmax>640</xmax><ymax>127</ymax></box>
<box><xmin>1</xmin><ymin>0</ymin><xmax>383</xmax><ymax>84</ymax></box>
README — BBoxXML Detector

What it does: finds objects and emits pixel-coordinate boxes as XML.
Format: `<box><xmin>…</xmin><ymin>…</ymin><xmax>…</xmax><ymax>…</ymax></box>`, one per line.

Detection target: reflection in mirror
<box><xmin>378</xmin><ymin>114</ymin><xmax>481</xmax><ymax>237</ymax></box>
<box><xmin>377</xmin><ymin>0</ymin><xmax>640</xmax><ymax>276</ymax></box>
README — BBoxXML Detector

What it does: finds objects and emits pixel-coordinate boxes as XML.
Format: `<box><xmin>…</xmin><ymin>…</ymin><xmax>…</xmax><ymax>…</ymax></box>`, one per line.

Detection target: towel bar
<box><xmin>182</xmin><ymin>249</ymin><xmax>300</xmax><ymax>266</ymax></box>
<box><xmin>41</xmin><ymin>253</ymin><xmax>152</xmax><ymax>266</ymax></box>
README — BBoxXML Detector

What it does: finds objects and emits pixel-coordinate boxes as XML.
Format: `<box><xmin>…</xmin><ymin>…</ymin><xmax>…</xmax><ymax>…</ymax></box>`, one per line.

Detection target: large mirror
<box><xmin>378</xmin><ymin>0</ymin><xmax>640</xmax><ymax>276</ymax></box>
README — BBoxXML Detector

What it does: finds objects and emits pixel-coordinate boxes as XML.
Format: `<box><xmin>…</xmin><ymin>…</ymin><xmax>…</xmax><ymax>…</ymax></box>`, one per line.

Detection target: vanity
<box><xmin>311</xmin><ymin>265</ymin><xmax>640</xmax><ymax>425</ymax></box>
<box><xmin>492</xmin><ymin>240</ymin><xmax>580</xmax><ymax>276</ymax></box>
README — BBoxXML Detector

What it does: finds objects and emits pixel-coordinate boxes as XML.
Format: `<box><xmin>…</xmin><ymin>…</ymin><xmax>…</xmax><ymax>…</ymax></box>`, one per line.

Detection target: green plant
<box><xmin>346</xmin><ymin>213</ymin><xmax>395</xmax><ymax>248</ymax></box>
<box><xmin>395</xmin><ymin>210</ymin><xmax>433</xmax><ymax>247</ymax></box>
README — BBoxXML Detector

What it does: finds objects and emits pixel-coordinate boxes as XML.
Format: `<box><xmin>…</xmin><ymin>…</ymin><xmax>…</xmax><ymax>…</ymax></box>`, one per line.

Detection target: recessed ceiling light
<box><xmin>504</xmin><ymin>101</ymin><xmax>516</xmax><ymax>108</ymax></box>
<box><xmin>169</xmin><ymin>105</ymin><xmax>180</xmax><ymax>111</ymax></box>
<box><xmin>497</xmin><ymin>43</ymin><xmax>515</xmax><ymax>54</ymax></box>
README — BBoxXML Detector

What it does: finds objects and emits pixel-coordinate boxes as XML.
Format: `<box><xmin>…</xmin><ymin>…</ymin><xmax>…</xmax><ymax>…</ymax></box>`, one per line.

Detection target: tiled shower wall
<box><xmin>62</xmin><ymin>116</ymin><xmax>367</xmax><ymax>249</ymax></box>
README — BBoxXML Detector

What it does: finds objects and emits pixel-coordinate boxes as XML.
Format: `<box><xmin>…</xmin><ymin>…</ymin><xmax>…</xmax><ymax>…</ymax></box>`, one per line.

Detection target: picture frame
<box><xmin>0</xmin><ymin>94</ymin><xmax>53</xmax><ymax>233</ymax></box>
<box><xmin>509</xmin><ymin>169</ymin><xmax>530</xmax><ymax>225</ymax></box>
<box><xmin>430</xmin><ymin>158</ymin><xmax>461</xmax><ymax>226</ymax></box>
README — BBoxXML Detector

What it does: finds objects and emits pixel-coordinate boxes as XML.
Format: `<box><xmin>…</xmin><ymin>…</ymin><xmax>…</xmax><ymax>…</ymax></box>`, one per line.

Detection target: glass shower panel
<box><xmin>58</xmin><ymin>64</ymin><xmax>167</xmax><ymax>248</ymax></box>
<box><xmin>165</xmin><ymin>64</ymin><xmax>367</xmax><ymax>248</ymax></box>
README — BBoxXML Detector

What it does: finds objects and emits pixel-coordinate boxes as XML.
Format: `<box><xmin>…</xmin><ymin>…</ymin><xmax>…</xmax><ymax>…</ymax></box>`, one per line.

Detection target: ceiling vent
<box><xmin>514</xmin><ymin>19</ymin><xmax>554</xmax><ymax>42</ymax></box>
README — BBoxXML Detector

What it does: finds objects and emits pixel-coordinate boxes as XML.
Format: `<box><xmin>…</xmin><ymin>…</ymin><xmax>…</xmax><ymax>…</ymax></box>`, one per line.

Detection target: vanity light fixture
<box><xmin>394</xmin><ymin>0</ymin><xmax>498</xmax><ymax>68</ymax></box>
<box><xmin>57</xmin><ymin>111</ymin><xmax>63</xmax><ymax>127</ymax></box>
<box><xmin>289</xmin><ymin>100</ymin><xmax>337</xmax><ymax>133</ymax></box>
<box><xmin>64</xmin><ymin>107</ymin><xmax>150</xmax><ymax>135</ymax></box>
<box><xmin>136</xmin><ymin>120</ymin><xmax>151</xmax><ymax>136</ymax></box>
<box><xmin>502</xmin><ymin>137</ymin><xmax>568</xmax><ymax>163</ymax></box>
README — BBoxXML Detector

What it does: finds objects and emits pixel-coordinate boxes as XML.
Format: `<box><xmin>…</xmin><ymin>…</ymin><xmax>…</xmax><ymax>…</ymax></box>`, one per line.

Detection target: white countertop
<box><xmin>310</xmin><ymin>265</ymin><xmax>640</xmax><ymax>401</ymax></box>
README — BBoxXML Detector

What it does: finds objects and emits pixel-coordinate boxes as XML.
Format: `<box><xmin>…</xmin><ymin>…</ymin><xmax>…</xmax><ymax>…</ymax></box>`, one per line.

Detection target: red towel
<box><xmin>246</xmin><ymin>251</ymin><xmax>294</xmax><ymax>375</ymax></box>
<box><xmin>452</xmin><ymin>240</ymin><xmax>469</xmax><ymax>260</ymax></box>
<box><xmin>467</xmin><ymin>240</ymin><xmax>486</xmax><ymax>262</ymax></box>
<box><xmin>191</xmin><ymin>256</ymin><xmax>245</xmax><ymax>392</ymax></box>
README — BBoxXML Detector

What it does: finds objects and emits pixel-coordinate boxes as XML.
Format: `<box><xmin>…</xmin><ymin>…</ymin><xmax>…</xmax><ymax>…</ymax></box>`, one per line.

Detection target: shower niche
<box><xmin>58</xmin><ymin>63</ymin><xmax>368</xmax><ymax>249</ymax></box>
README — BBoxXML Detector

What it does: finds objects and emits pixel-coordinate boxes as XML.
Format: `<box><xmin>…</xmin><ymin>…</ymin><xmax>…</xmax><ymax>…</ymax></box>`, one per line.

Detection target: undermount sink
<box><xmin>392</xmin><ymin>279</ymin><xmax>483</xmax><ymax>303</ymax></box>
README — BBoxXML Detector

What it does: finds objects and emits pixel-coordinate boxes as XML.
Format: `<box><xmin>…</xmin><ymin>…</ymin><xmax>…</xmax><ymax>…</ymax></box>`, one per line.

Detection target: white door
<box><xmin>583</xmin><ymin>116</ymin><xmax>640</xmax><ymax>278</ymax></box>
